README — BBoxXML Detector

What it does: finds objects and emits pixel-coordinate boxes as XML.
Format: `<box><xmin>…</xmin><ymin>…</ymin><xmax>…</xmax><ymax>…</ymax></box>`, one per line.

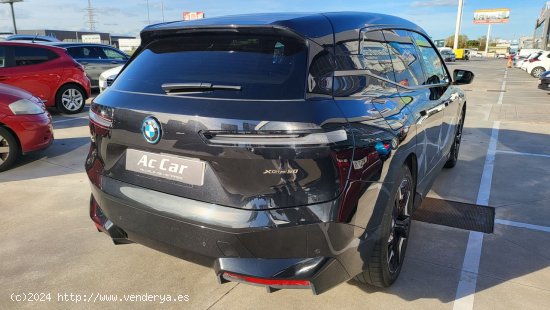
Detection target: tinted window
<box><xmin>382</xmin><ymin>30</ymin><xmax>426</xmax><ymax>86</ymax></box>
<box><xmin>332</xmin><ymin>30</ymin><xmax>398</xmax><ymax>97</ymax></box>
<box><xmin>359</xmin><ymin>30</ymin><xmax>395</xmax><ymax>81</ymax></box>
<box><xmin>103</xmin><ymin>48</ymin><xmax>126</xmax><ymax>60</ymax></box>
<box><xmin>411</xmin><ymin>32</ymin><xmax>448</xmax><ymax>85</ymax></box>
<box><xmin>114</xmin><ymin>33</ymin><xmax>307</xmax><ymax>100</ymax></box>
<box><xmin>13</xmin><ymin>46</ymin><xmax>58</xmax><ymax>66</ymax></box>
<box><xmin>0</xmin><ymin>47</ymin><xmax>6</xmax><ymax>68</ymax></box>
<box><xmin>67</xmin><ymin>46</ymin><xmax>105</xmax><ymax>59</ymax></box>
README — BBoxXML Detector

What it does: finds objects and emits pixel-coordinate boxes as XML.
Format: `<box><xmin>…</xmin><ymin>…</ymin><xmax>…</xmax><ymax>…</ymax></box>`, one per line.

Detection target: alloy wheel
<box><xmin>0</xmin><ymin>133</ymin><xmax>9</xmax><ymax>165</ymax></box>
<box><xmin>453</xmin><ymin>111</ymin><xmax>465</xmax><ymax>161</ymax></box>
<box><xmin>387</xmin><ymin>175</ymin><xmax>412</xmax><ymax>274</ymax></box>
<box><xmin>532</xmin><ymin>67</ymin><xmax>545</xmax><ymax>78</ymax></box>
<box><xmin>61</xmin><ymin>88</ymin><xmax>84</xmax><ymax>112</ymax></box>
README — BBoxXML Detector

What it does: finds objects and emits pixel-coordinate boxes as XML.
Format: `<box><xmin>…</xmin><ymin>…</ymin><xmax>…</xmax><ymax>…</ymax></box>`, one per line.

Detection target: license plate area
<box><xmin>125</xmin><ymin>149</ymin><xmax>205</xmax><ymax>186</ymax></box>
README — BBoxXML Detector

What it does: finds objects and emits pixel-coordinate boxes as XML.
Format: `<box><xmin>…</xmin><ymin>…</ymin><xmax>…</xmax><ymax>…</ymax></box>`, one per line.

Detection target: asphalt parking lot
<box><xmin>1</xmin><ymin>59</ymin><xmax>550</xmax><ymax>309</ymax></box>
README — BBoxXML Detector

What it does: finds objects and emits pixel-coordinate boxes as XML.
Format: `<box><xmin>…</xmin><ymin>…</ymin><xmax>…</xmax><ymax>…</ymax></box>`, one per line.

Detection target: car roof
<box><xmin>0</xmin><ymin>41</ymin><xmax>66</xmax><ymax>51</ymax></box>
<box><xmin>42</xmin><ymin>42</ymin><xmax>113</xmax><ymax>48</ymax></box>
<box><xmin>6</xmin><ymin>34</ymin><xmax>60</xmax><ymax>42</ymax></box>
<box><xmin>141</xmin><ymin>12</ymin><xmax>427</xmax><ymax>44</ymax></box>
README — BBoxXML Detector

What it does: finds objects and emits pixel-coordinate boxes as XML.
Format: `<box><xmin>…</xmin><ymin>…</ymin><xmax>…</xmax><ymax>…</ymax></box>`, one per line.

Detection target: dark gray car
<box><xmin>45</xmin><ymin>43</ymin><xmax>129</xmax><ymax>87</ymax></box>
<box><xmin>87</xmin><ymin>12</ymin><xmax>474</xmax><ymax>294</ymax></box>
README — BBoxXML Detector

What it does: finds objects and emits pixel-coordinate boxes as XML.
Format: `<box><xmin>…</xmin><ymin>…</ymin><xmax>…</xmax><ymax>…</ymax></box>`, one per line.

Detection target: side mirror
<box><xmin>453</xmin><ymin>69</ymin><xmax>474</xmax><ymax>85</ymax></box>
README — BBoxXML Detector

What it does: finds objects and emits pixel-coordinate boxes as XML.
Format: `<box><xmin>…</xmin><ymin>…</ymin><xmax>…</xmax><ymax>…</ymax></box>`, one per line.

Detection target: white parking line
<box><xmin>496</xmin><ymin>150</ymin><xmax>550</xmax><ymax>159</ymax></box>
<box><xmin>497</xmin><ymin>68</ymin><xmax>507</xmax><ymax>105</ymax></box>
<box><xmin>52</xmin><ymin>116</ymin><xmax>88</xmax><ymax>124</ymax></box>
<box><xmin>495</xmin><ymin>219</ymin><xmax>550</xmax><ymax>233</ymax></box>
<box><xmin>453</xmin><ymin>121</ymin><xmax>500</xmax><ymax>310</ymax></box>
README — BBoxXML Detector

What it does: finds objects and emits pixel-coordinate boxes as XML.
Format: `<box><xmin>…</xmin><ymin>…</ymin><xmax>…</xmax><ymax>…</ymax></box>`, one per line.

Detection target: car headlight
<box><xmin>9</xmin><ymin>98</ymin><xmax>44</xmax><ymax>115</ymax></box>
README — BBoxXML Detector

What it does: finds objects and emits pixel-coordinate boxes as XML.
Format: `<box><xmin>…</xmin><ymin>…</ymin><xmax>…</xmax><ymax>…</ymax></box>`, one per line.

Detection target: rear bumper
<box><xmin>89</xmin><ymin>176</ymin><xmax>375</xmax><ymax>294</ymax></box>
<box><xmin>2</xmin><ymin>113</ymin><xmax>53</xmax><ymax>153</ymax></box>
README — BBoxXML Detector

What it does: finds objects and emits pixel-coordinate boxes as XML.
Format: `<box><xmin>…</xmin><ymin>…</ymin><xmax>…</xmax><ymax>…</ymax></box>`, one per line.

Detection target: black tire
<box><xmin>444</xmin><ymin>108</ymin><xmax>465</xmax><ymax>168</ymax></box>
<box><xmin>56</xmin><ymin>84</ymin><xmax>86</xmax><ymax>114</ymax></box>
<box><xmin>354</xmin><ymin>164</ymin><xmax>414</xmax><ymax>287</ymax></box>
<box><xmin>0</xmin><ymin>126</ymin><xmax>20</xmax><ymax>172</ymax></box>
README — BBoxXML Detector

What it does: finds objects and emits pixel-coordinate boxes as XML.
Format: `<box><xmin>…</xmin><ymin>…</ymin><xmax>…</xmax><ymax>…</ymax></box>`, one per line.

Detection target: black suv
<box><xmin>86</xmin><ymin>12</ymin><xmax>473</xmax><ymax>294</ymax></box>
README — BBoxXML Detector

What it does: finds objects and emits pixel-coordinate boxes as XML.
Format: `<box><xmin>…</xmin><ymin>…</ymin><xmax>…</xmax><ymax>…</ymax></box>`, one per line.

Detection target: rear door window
<box><xmin>410</xmin><ymin>32</ymin><xmax>449</xmax><ymax>85</ymax></box>
<box><xmin>358</xmin><ymin>30</ymin><xmax>396</xmax><ymax>81</ymax></box>
<box><xmin>103</xmin><ymin>48</ymin><xmax>127</xmax><ymax>60</ymax></box>
<box><xmin>13</xmin><ymin>46</ymin><xmax>58</xmax><ymax>66</ymax></box>
<box><xmin>67</xmin><ymin>46</ymin><xmax>105</xmax><ymax>59</ymax></box>
<box><xmin>113</xmin><ymin>33</ymin><xmax>308</xmax><ymax>100</ymax></box>
<box><xmin>382</xmin><ymin>30</ymin><xmax>426</xmax><ymax>87</ymax></box>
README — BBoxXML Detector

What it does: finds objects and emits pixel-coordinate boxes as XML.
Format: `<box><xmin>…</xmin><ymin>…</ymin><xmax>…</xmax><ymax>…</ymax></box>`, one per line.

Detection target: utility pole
<box><xmin>86</xmin><ymin>0</ymin><xmax>96</xmax><ymax>31</ymax></box>
<box><xmin>453</xmin><ymin>0</ymin><xmax>465</xmax><ymax>50</ymax></box>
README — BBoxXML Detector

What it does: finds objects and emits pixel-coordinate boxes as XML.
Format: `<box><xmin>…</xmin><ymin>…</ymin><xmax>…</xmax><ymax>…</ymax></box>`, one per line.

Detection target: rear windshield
<box><xmin>113</xmin><ymin>33</ymin><xmax>308</xmax><ymax>100</ymax></box>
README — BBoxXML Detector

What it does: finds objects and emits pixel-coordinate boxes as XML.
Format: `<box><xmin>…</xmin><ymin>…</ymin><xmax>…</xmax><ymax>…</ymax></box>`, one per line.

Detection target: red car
<box><xmin>0</xmin><ymin>42</ymin><xmax>91</xmax><ymax>114</ymax></box>
<box><xmin>0</xmin><ymin>83</ymin><xmax>53</xmax><ymax>172</ymax></box>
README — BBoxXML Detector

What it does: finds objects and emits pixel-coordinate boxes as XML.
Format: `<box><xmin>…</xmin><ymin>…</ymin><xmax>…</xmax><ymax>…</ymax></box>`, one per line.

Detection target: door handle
<box><xmin>111</xmin><ymin>61</ymin><xmax>119</xmax><ymax>64</ymax></box>
<box><xmin>420</xmin><ymin>103</ymin><xmax>446</xmax><ymax>117</ymax></box>
<box><xmin>80</xmin><ymin>62</ymin><xmax>89</xmax><ymax>65</ymax></box>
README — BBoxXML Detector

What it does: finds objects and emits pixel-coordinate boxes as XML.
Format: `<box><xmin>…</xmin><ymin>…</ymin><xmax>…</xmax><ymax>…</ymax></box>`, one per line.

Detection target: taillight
<box><xmin>90</xmin><ymin>103</ymin><xmax>113</xmax><ymax>129</ymax></box>
<box><xmin>222</xmin><ymin>272</ymin><xmax>311</xmax><ymax>287</ymax></box>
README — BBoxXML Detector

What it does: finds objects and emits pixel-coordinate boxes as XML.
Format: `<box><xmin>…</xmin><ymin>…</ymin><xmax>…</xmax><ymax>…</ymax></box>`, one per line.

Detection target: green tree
<box><xmin>478</xmin><ymin>36</ymin><xmax>487</xmax><ymax>50</ymax></box>
<box><xmin>466</xmin><ymin>40</ymin><xmax>479</xmax><ymax>48</ymax></box>
<box><xmin>445</xmin><ymin>35</ymin><xmax>469</xmax><ymax>48</ymax></box>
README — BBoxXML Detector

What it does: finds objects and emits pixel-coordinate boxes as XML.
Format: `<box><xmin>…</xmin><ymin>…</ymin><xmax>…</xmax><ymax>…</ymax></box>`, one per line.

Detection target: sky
<box><xmin>0</xmin><ymin>0</ymin><xmax>546</xmax><ymax>41</ymax></box>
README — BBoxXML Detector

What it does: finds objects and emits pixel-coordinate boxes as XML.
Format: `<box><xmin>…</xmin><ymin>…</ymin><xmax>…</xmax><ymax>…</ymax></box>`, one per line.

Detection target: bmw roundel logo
<box><xmin>142</xmin><ymin>117</ymin><xmax>162</xmax><ymax>144</ymax></box>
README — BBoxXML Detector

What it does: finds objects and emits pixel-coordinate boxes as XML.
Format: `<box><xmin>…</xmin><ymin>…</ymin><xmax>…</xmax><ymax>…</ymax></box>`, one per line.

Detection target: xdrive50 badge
<box><xmin>142</xmin><ymin>117</ymin><xmax>162</xmax><ymax>144</ymax></box>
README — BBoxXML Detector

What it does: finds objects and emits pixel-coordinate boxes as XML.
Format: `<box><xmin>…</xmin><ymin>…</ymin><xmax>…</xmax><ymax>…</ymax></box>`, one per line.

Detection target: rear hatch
<box><xmin>93</xmin><ymin>27</ymin><xmax>352</xmax><ymax>210</ymax></box>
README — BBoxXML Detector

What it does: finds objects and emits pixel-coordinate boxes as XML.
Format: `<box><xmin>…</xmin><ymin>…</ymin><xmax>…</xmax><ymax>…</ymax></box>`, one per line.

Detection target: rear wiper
<box><xmin>161</xmin><ymin>83</ymin><xmax>242</xmax><ymax>95</ymax></box>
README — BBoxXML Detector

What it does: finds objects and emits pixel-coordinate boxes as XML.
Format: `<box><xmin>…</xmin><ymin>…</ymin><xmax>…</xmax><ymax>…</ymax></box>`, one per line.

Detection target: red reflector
<box><xmin>224</xmin><ymin>272</ymin><xmax>310</xmax><ymax>287</ymax></box>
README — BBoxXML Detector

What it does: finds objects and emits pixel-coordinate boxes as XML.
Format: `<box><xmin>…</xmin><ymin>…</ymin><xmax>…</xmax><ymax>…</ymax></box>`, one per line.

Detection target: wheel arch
<box><xmin>56</xmin><ymin>82</ymin><xmax>89</xmax><ymax>100</ymax></box>
<box><xmin>0</xmin><ymin>122</ymin><xmax>21</xmax><ymax>152</ymax></box>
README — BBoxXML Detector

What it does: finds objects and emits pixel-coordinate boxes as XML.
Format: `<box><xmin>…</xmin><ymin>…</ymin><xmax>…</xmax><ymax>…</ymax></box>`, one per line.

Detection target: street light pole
<box><xmin>161</xmin><ymin>0</ymin><xmax>165</xmax><ymax>22</ymax></box>
<box><xmin>485</xmin><ymin>24</ymin><xmax>492</xmax><ymax>56</ymax></box>
<box><xmin>0</xmin><ymin>0</ymin><xmax>23</xmax><ymax>35</ymax></box>
<box><xmin>9</xmin><ymin>2</ymin><xmax>17</xmax><ymax>34</ymax></box>
<box><xmin>146</xmin><ymin>0</ymin><xmax>150</xmax><ymax>24</ymax></box>
<box><xmin>453</xmin><ymin>0</ymin><xmax>465</xmax><ymax>49</ymax></box>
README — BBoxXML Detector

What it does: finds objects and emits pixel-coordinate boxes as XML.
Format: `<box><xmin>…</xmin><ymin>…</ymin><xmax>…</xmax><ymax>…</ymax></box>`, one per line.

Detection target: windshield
<box><xmin>113</xmin><ymin>32</ymin><xmax>308</xmax><ymax>100</ymax></box>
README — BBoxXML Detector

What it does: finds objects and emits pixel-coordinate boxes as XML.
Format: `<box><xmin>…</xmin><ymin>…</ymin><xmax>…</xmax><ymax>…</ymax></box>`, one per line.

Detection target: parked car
<box><xmin>5</xmin><ymin>34</ymin><xmax>60</xmax><ymax>42</ymax></box>
<box><xmin>98</xmin><ymin>65</ymin><xmax>123</xmax><ymax>93</ymax></box>
<box><xmin>45</xmin><ymin>43</ymin><xmax>129</xmax><ymax>87</ymax></box>
<box><xmin>87</xmin><ymin>12</ymin><xmax>473</xmax><ymax>294</ymax></box>
<box><xmin>517</xmin><ymin>48</ymin><xmax>543</xmax><ymax>59</ymax></box>
<box><xmin>520</xmin><ymin>52</ymin><xmax>543</xmax><ymax>71</ymax></box>
<box><xmin>0</xmin><ymin>83</ymin><xmax>53</xmax><ymax>171</ymax></box>
<box><xmin>526</xmin><ymin>51</ymin><xmax>550</xmax><ymax>78</ymax></box>
<box><xmin>0</xmin><ymin>42</ymin><xmax>91</xmax><ymax>114</ymax></box>
<box><xmin>538</xmin><ymin>70</ymin><xmax>550</xmax><ymax>90</ymax></box>
<box><xmin>440</xmin><ymin>49</ymin><xmax>456</xmax><ymax>62</ymax></box>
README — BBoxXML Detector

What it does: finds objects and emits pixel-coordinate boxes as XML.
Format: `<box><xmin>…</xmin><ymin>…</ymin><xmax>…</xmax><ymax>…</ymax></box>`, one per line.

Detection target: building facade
<box><xmin>18</xmin><ymin>29</ymin><xmax>111</xmax><ymax>44</ymax></box>
<box><xmin>534</xmin><ymin>1</ymin><xmax>550</xmax><ymax>50</ymax></box>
